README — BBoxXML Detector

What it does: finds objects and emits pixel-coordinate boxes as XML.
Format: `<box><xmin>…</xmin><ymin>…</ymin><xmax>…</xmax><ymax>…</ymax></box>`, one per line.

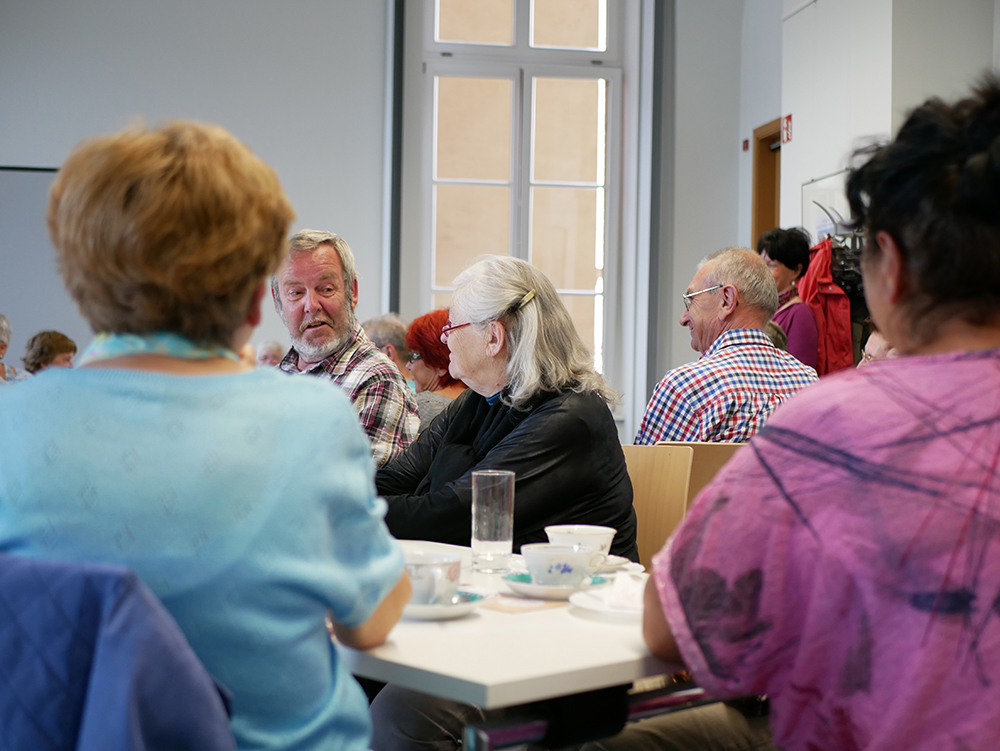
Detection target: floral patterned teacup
<box><xmin>520</xmin><ymin>543</ymin><xmax>606</xmax><ymax>587</ymax></box>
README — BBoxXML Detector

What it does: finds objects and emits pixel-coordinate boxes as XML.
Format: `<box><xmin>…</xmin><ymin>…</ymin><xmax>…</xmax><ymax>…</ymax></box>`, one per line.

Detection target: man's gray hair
<box><xmin>256</xmin><ymin>340</ymin><xmax>284</xmax><ymax>356</ymax></box>
<box><xmin>362</xmin><ymin>313</ymin><xmax>408</xmax><ymax>351</ymax></box>
<box><xmin>451</xmin><ymin>255</ymin><xmax>617</xmax><ymax>409</ymax></box>
<box><xmin>271</xmin><ymin>229</ymin><xmax>358</xmax><ymax>311</ymax></box>
<box><xmin>699</xmin><ymin>246</ymin><xmax>779</xmax><ymax>317</ymax></box>
<box><xmin>0</xmin><ymin>314</ymin><xmax>11</xmax><ymax>346</ymax></box>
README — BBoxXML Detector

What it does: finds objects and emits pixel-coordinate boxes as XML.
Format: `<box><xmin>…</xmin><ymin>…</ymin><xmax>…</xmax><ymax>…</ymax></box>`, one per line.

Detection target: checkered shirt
<box><xmin>279</xmin><ymin>322</ymin><xmax>419</xmax><ymax>467</ymax></box>
<box><xmin>635</xmin><ymin>328</ymin><xmax>818</xmax><ymax>444</ymax></box>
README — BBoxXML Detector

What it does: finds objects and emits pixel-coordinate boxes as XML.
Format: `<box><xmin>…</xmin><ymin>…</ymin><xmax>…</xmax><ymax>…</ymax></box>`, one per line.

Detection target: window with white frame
<box><xmin>416</xmin><ymin>0</ymin><xmax>625</xmax><ymax>373</ymax></box>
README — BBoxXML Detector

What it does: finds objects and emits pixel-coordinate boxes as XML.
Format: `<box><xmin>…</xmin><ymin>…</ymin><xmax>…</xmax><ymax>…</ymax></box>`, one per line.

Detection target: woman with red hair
<box><xmin>405</xmin><ymin>309</ymin><xmax>466</xmax><ymax>432</ymax></box>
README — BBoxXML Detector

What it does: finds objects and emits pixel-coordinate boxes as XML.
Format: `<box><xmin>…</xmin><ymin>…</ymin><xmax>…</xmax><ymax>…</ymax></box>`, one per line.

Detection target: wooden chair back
<box><xmin>656</xmin><ymin>441</ymin><xmax>745</xmax><ymax>510</ymax></box>
<box><xmin>622</xmin><ymin>444</ymin><xmax>693</xmax><ymax>571</ymax></box>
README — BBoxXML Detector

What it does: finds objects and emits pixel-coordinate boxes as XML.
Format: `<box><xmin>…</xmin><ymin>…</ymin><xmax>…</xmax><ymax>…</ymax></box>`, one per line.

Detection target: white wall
<box><xmin>892</xmin><ymin>0</ymin><xmax>994</xmax><ymax>133</ymax></box>
<box><xmin>780</xmin><ymin>0</ymin><xmax>893</xmax><ymax>233</ymax></box>
<box><xmin>996</xmin><ymin>0</ymin><xmax>1000</xmax><ymax>68</ymax></box>
<box><xmin>737</xmin><ymin>0</ymin><xmax>784</xmax><ymax>248</ymax></box>
<box><xmin>0</xmin><ymin>0</ymin><xmax>390</xmax><ymax>358</ymax></box>
<box><xmin>665</xmin><ymin>0</ymin><xmax>744</xmax><ymax>372</ymax></box>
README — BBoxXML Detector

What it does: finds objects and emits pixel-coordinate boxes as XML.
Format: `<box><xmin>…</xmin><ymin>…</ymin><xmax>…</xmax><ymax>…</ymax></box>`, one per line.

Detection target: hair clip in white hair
<box><xmin>515</xmin><ymin>289</ymin><xmax>536</xmax><ymax>311</ymax></box>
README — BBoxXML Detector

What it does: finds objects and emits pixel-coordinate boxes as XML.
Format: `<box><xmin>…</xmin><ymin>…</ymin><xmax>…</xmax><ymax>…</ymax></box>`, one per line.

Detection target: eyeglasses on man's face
<box><xmin>440</xmin><ymin>320</ymin><xmax>474</xmax><ymax>338</ymax></box>
<box><xmin>682</xmin><ymin>284</ymin><xmax>723</xmax><ymax>311</ymax></box>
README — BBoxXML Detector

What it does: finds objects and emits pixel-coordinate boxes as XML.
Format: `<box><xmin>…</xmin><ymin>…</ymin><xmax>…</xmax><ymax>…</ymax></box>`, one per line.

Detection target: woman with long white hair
<box><xmin>377</xmin><ymin>254</ymin><xmax>637</xmax><ymax>559</ymax></box>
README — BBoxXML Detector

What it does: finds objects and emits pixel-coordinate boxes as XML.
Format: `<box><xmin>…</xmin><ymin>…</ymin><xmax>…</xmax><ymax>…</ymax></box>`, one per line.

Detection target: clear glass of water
<box><xmin>471</xmin><ymin>469</ymin><xmax>515</xmax><ymax>573</ymax></box>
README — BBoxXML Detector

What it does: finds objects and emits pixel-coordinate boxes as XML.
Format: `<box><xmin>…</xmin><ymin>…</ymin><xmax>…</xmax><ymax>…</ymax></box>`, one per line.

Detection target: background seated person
<box><xmin>273</xmin><ymin>230</ymin><xmax>419</xmax><ymax>468</ymax></box>
<box><xmin>377</xmin><ymin>255</ymin><xmax>638</xmax><ymax>560</ymax></box>
<box><xmin>642</xmin><ymin>75</ymin><xmax>1000</xmax><ymax>751</ymax></box>
<box><xmin>255</xmin><ymin>339</ymin><xmax>285</xmax><ymax>367</ymax></box>
<box><xmin>635</xmin><ymin>247</ymin><xmax>817</xmax><ymax>444</ymax></box>
<box><xmin>404</xmin><ymin>308</ymin><xmax>466</xmax><ymax>432</ymax></box>
<box><xmin>757</xmin><ymin>227</ymin><xmax>819</xmax><ymax>368</ymax></box>
<box><xmin>857</xmin><ymin>320</ymin><xmax>897</xmax><ymax>367</ymax></box>
<box><xmin>362</xmin><ymin>312</ymin><xmax>412</xmax><ymax>378</ymax></box>
<box><xmin>22</xmin><ymin>330</ymin><xmax>77</xmax><ymax>373</ymax></box>
<box><xmin>0</xmin><ymin>314</ymin><xmax>25</xmax><ymax>383</ymax></box>
<box><xmin>0</xmin><ymin>121</ymin><xmax>410</xmax><ymax>751</ymax></box>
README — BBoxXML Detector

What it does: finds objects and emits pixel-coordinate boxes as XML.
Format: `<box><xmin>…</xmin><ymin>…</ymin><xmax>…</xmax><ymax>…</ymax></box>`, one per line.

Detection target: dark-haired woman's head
<box><xmin>756</xmin><ymin>227</ymin><xmax>812</xmax><ymax>295</ymax></box>
<box><xmin>847</xmin><ymin>73</ymin><xmax>1000</xmax><ymax>344</ymax></box>
<box><xmin>23</xmin><ymin>330</ymin><xmax>77</xmax><ymax>373</ymax></box>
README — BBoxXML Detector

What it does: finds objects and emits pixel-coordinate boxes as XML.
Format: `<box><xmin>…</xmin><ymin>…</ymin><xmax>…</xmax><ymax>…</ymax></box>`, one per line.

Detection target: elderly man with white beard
<box><xmin>272</xmin><ymin>229</ymin><xmax>418</xmax><ymax>467</ymax></box>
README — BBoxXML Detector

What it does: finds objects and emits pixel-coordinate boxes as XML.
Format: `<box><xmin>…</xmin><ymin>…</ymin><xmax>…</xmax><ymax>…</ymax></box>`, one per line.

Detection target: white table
<box><xmin>341</xmin><ymin>540</ymin><xmax>674</xmax><ymax>710</ymax></box>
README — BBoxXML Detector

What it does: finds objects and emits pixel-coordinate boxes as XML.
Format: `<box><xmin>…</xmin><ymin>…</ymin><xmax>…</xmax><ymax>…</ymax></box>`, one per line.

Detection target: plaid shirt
<box><xmin>635</xmin><ymin>328</ymin><xmax>817</xmax><ymax>444</ymax></box>
<box><xmin>279</xmin><ymin>323</ymin><xmax>419</xmax><ymax>467</ymax></box>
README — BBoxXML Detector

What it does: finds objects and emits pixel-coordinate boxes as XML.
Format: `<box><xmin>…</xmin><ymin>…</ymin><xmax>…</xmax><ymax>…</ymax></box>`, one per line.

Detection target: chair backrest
<box><xmin>0</xmin><ymin>555</ymin><xmax>237</xmax><ymax>751</ymax></box>
<box><xmin>622</xmin><ymin>444</ymin><xmax>693</xmax><ymax>571</ymax></box>
<box><xmin>656</xmin><ymin>441</ymin><xmax>745</xmax><ymax>510</ymax></box>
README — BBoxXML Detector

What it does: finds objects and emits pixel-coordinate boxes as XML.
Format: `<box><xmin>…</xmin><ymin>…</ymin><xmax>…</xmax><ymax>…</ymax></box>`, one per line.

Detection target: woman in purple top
<box><xmin>757</xmin><ymin>227</ymin><xmax>818</xmax><ymax>369</ymax></box>
<box><xmin>636</xmin><ymin>75</ymin><xmax>1000</xmax><ymax>751</ymax></box>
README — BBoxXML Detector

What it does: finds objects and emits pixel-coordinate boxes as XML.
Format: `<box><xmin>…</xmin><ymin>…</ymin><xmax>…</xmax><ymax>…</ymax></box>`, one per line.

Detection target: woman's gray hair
<box><xmin>451</xmin><ymin>255</ymin><xmax>617</xmax><ymax>409</ymax></box>
<box><xmin>700</xmin><ymin>246</ymin><xmax>779</xmax><ymax>317</ymax></box>
<box><xmin>0</xmin><ymin>315</ymin><xmax>11</xmax><ymax>346</ymax></box>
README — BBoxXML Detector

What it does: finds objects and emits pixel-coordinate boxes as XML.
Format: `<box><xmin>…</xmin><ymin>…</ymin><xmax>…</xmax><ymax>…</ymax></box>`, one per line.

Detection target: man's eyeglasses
<box><xmin>682</xmin><ymin>284</ymin><xmax>723</xmax><ymax>310</ymax></box>
<box><xmin>407</xmin><ymin>352</ymin><xmax>422</xmax><ymax>363</ymax></box>
<box><xmin>440</xmin><ymin>320</ymin><xmax>474</xmax><ymax>337</ymax></box>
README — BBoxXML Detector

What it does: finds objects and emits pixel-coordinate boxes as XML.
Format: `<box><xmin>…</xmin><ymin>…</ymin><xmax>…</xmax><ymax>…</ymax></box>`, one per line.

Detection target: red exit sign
<box><xmin>781</xmin><ymin>114</ymin><xmax>792</xmax><ymax>143</ymax></box>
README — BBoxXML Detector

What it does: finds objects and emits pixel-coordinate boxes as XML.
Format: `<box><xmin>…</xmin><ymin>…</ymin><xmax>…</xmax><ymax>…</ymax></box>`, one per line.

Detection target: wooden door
<box><xmin>751</xmin><ymin>118</ymin><xmax>781</xmax><ymax>249</ymax></box>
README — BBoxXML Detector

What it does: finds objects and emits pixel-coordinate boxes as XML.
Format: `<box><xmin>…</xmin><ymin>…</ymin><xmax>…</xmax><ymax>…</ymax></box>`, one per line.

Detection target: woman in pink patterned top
<box><xmin>757</xmin><ymin>227</ymin><xmax>819</xmax><ymax>369</ymax></box>
<box><xmin>641</xmin><ymin>75</ymin><xmax>1000</xmax><ymax>751</ymax></box>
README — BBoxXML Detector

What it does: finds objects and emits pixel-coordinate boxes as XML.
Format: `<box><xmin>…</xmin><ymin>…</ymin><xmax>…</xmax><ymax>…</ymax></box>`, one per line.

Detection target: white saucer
<box><xmin>403</xmin><ymin>591</ymin><xmax>485</xmax><ymax>621</ymax></box>
<box><xmin>503</xmin><ymin>573</ymin><xmax>609</xmax><ymax>601</ymax></box>
<box><xmin>594</xmin><ymin>555</ymin><xmax>645</xmax><ymax>574</ymax></box>
<box><xmin>568</xmin><ymin>588</ymin><xmax>643</xmax><ymax>618</ymax></box>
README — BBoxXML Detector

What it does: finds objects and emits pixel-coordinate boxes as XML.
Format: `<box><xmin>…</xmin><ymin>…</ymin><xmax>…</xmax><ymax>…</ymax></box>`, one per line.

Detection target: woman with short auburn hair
<box><xmin>404</xmin><ymin>309</ymin><xmax>466</xmax><ymax>432</ymax></box>
<box><xmin>0</xmin><ymin>121</ymin><xmax>410</xmax><ymax>751</ymax></box>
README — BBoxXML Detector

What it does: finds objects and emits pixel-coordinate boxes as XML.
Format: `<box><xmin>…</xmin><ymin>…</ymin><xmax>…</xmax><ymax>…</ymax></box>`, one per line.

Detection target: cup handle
<box><xmin>589</xmin><ymin>552</ymin><xmax>607</xmax><ymax>570</ymax></box>
<box><xmin>428</xmin><ymin>567</ymin><xmax>444</xmax><ymax>605</ymax></box>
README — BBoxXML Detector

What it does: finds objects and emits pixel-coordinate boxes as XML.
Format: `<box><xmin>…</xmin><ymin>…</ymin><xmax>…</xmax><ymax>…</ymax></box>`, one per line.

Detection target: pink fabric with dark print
<box><xmin>654</xmin><ymin>348</ymin><xmax>1000</xmax><ymax>751</ymax></box>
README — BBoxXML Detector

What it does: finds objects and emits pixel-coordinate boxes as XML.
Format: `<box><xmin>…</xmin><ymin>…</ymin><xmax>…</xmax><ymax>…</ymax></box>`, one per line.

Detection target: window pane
<box><xmin>432</xmin><ymin>292</ymin><xmax>454</xmax><ymax>311</ymax></box>
<box><xmin>559</xmin><ymin>294</ymin><xmax>599</xmax><ymax>364</ymax></box>
<box><xmin>532</xmin><ymin>77</ymin><xmax>606</xmax><ymax>184</ymax></box>
<box><xmin>531</xmin><ymin>0</ymin><xmax>606</xmax><ymax>51</ymax></box>
<box><xmin>434</xmin><ymin>184</ymin><xmax>509</xmax><ymax>287</ymax></box>
<box><xmin>530</xmin><ymin>186</ymin><xmax>603</xmax><ymax>290</ymax></box>
<box><xmin>437</xmin><ymin>0</ymin><xmax>513</xmax><ymax>46</ymax></box>
<box><xmin>437</xmin><ymin>76</ymin><xmax>512</xmax><ymax>182</ymax></box>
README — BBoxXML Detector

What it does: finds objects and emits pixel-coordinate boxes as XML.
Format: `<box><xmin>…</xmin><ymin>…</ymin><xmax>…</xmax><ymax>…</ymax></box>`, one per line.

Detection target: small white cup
<box><xmin>520</xmin><ymin>543</ymin><xmax>607</xmax><ymax>587</ymax></box>
<box><xmin>544</xmin><ymin>524</ymin><xmax>617</xmax><ymax>555</ymax></box>
<box><xmin>405</xmin><ymin>551</ymin><xmax>461</xmax><ymax>605</ymax></box>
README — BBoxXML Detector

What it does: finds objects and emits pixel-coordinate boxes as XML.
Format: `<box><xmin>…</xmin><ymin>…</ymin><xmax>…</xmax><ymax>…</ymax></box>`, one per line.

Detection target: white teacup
<box><xmin>405</xmin><ymin>551</ymin><xmax>461</xmax><ymax>605</ymax></box>
<box><xmin>544</xmin><ymin>524</ymin><xmax>617</xmax><ymax>555</ymax></box>
<box><xmin>520</xmin><ymin>543</ymin><xmax>607</xmax><ymax>587</ymax></box>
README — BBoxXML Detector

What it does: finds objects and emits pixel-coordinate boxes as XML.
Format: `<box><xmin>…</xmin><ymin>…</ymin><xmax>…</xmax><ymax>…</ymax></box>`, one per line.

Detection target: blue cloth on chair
<box><xmin>0</xmin><ymin>554</ymin><xmax>236</xmax><ymax>751</ymax></box>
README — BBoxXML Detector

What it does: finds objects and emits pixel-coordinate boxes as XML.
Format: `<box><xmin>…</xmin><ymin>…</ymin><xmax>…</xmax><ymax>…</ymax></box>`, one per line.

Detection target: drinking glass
<box><xmin>471</xmin><ymin>469</ymin><xmax>515</xmax><ymax>573</ymax></box>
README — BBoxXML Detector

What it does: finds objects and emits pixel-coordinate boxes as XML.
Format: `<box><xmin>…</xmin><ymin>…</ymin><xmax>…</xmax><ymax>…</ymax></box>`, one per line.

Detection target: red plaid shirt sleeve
<box><xmin>278</xmin><ymin>325</ymin><xmax>419</xmax><ymax>467</ymax></box>
<box><xmin>350</xmin><ymin>372</ymin><xmax>419</xmax><ymax>468</ymax></box>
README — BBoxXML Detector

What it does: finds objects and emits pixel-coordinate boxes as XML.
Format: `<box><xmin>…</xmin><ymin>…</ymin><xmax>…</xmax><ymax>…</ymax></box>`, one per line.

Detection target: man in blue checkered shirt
<box><xmin>635</xmin><ymin>246</ymin><xmax>817</xmax><ymax>444</ymax></box>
